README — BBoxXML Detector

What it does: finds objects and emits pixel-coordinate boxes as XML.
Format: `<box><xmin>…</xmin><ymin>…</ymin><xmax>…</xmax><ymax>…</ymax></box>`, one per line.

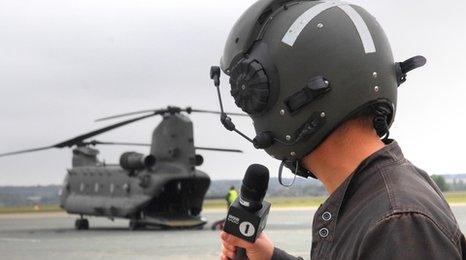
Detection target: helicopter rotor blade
<box><xmin>95</xmin><ymin>106</ymin><xmax>247</xmax><ymax>122</ymax></box>
<box><xmin>85</xmin><ymin>140</ymin><xmax>151</xmax><ymax>147</ymax></box>
<box><xmin>194</xmin><ymin>147</ymin><xmax>243</xmax><ymax>153</ymax></box>
<box><xmin>95</xmin><ymin>110</ymin><xmax>158</xmax><ymax>122</ymax></box>
<box><xmin>189</xmin><ymin>109</ymin><xmax>247</xmax><ymax>117</ymax></box>
<box><xmin>0</xmin><ymin>146</ymin><xmax>55</xmax><ymax>158</ymax></box>
<box><xmin>86</xmin><ymin>140</ymin><xmax>243</xmax><ymax>153</ymax></box>
<box><xmin>94</xmin><ymin>107</ymin><xmax>176</xmax><ymax>122</ymax></box>
<box><xmin>54</xmin><ymin>113</ymin><xmax>159</xmax><ymax>148</ymax></box>
<box><xmin>0</xmin><ymin>113</ymin><xmax>159</xmax><ymax>158</ymax></box>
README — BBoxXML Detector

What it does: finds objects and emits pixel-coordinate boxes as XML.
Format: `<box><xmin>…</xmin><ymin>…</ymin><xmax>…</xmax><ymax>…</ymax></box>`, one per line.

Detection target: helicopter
<box><xmin>0</xmin><ymin>106</ymin><xmax>246</xmax><ymax>230</ymax></box>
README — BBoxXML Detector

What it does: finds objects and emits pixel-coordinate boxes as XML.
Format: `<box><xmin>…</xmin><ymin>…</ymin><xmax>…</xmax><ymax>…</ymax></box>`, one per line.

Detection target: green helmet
<box><xmin>211</xmin><ymin>0</ymin><xmax>426</xmax><ymax>178</ymax></box>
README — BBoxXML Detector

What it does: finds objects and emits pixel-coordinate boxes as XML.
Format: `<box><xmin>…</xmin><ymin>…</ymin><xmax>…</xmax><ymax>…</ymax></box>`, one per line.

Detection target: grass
<box><xmin>1</xmin><ymin>192</ymin><xmax>465</xmax><ymax>214</ymax></box>
<box><xmin>444</xmin><ymin>192</ymin><xmax>466</xmax><ymax>204</ymax></box>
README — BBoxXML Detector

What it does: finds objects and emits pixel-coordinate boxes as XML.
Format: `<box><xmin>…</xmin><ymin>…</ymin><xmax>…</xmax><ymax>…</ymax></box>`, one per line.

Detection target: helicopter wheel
<box><xmin>129</xmin><ymin>219</ymin><xmax>144</xmax><ymax>230</ymax></box>
<box><xmin>75</xmin><ymin>218</ymin><xmax>89</xmax><ymax>230</ymax></box>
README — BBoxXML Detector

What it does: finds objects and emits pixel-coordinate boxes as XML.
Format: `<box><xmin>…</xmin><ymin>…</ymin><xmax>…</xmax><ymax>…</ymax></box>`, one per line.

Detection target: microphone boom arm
<box><xmin>210</xmin><ymin>66</ymin><xmax>255</xmax><ymax>144</ymax></box>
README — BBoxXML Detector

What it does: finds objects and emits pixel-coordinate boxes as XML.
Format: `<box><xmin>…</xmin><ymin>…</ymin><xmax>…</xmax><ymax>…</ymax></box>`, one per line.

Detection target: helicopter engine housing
<box><xmin>120</xmin><ymin>152</ymin><xmax>156</xmax><ymax>171</ymax></box>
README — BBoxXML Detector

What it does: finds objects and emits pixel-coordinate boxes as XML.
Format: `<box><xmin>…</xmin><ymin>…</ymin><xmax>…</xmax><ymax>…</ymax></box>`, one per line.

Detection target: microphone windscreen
<box><xmin>241</xmin><ymin>164</ymin><xmax>270</xmax><ymax>201</ymax></box>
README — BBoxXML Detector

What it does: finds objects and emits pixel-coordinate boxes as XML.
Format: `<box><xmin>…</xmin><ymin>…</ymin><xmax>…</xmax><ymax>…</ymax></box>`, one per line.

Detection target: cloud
<box><xmin>0</xmin><ymin>0</ymin><xmax>465</xmax><ymax>185</ymax></box>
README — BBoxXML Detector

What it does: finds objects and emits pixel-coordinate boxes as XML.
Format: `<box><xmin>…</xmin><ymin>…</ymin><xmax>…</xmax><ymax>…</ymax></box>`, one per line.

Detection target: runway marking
<box><xmin>0</xmin><ymin>237</ymin><xmax>39</xmax><ymax>243</ymax></box>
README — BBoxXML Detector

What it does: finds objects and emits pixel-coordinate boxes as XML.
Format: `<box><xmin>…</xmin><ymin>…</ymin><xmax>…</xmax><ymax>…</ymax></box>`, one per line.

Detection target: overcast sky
<box><xmin>0</xmin><ymin>0</ymin><xmax>465</xmax><ymax>186</ymax></box>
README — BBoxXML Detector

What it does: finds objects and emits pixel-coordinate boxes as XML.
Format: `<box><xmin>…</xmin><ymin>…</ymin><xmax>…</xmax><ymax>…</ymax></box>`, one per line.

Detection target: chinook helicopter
<box><xmin>0</xmin><ymin>106</ymin><xmax>245</xmax><ymax>230</ymax></box>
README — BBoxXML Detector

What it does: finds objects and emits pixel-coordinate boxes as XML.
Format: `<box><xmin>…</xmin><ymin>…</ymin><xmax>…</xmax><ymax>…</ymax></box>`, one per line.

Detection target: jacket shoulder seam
<box><xmin>372</xmin><ymin>210</ymin><xmax>458</xmax><ymax>245</ymax></box>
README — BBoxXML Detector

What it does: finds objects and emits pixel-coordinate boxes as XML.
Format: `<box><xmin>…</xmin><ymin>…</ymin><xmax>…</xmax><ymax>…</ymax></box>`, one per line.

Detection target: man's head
<box><xmin>299</xmin><ymin>107</ymin><xmax>387</xmax><ymax>192</ymax></box>
<box><xmin>216</xmin><ymin>0</ymin><xmax>425</xmax><ymax>178</ymax></box>
<box><xmin>230</xmin><ymin>186</ymin><xmax>236</xmax><ymax>190</ymax></box>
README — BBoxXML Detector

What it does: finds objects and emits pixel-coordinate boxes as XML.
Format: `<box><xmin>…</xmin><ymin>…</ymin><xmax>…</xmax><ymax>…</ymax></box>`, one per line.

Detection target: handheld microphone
<box><xmin>223</xmin><ymin>164</ymin><xmax>271</xmax><ymax>260</ymax></box>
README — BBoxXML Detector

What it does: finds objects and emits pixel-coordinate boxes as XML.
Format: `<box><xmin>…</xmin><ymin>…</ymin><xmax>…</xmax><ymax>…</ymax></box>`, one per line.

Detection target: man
<box><xmin>226</xmin><ymin>186</ymin><xmax>238</xmax><ymax>208</ymax></box>
<box><xmin>212</xmin><ymin>186</ymin><xmax>239</xmax><ymax>230</ymax></box>
<box><xmin>214</xmin><ymin>0</ymin><xmax>466</xmax><ymax>259</ymax></box>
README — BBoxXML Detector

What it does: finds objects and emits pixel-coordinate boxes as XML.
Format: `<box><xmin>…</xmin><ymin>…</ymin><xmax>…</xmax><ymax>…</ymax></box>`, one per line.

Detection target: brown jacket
<box><xmin>273</xmin><ymin>141</ymin><xmax>466</xmax><ymax>259</ymax></box>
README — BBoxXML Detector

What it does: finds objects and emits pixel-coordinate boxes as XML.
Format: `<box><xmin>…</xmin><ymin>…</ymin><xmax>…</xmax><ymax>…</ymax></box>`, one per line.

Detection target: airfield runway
<box><xmin>0</xmin><ymin>206</ymin><xmax>465</xmax><ymax>260</ymax></box>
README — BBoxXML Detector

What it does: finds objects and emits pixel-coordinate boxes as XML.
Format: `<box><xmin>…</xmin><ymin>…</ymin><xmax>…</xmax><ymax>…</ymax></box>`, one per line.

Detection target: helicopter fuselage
<box><xmin>60</xmin><ymin>163</ymin><xmax>210</xmax><ymax>228</ymax></box>
<box><xmin>59</xmin><ymin>113</ymin><xmax>213</xmax><ymax>228</ymax></box>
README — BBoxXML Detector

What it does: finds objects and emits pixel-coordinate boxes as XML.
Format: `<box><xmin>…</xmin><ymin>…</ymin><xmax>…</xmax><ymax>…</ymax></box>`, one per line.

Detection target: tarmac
<box><xmin>0</xmin><ymin>205</ymin><xmax>465</xmax><ymax>260</ymax></box>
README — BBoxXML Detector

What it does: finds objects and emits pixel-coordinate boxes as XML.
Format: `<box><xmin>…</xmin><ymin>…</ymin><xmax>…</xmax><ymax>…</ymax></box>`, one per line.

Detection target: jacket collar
<box><xmin>312</xmin><ymin>140</ymin><xmax>404</xmax><ymax>242</ymax></box>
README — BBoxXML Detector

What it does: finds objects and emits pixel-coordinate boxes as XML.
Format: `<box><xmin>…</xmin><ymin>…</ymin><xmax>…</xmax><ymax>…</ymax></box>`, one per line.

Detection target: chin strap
<box><xmin>278</xmin><ymin>159</ymin><xmax>316</xmax><ymax>187</ymax></box>
<box><xmin>278</xmin><ymin>160</ymin><xmax>298</xmax><ymax>187</ymax></box>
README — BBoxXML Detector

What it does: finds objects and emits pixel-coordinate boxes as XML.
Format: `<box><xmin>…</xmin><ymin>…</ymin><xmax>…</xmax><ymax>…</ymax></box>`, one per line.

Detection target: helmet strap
<box><xmin>278</xmin><ymin>160</ymin><xmax>298</xmax><ymax>187</ymax></box>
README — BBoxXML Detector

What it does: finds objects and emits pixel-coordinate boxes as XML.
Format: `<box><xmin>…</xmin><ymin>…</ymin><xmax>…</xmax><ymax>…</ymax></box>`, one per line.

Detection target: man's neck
<box><xmin>301</xmin><ymin>120</ymin><xmax>385</xmax><ymax>194</ymax></box>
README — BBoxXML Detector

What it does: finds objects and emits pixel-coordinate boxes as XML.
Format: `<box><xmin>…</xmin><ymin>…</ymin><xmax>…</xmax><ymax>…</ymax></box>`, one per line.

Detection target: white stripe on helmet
<box><xmin>337</xmin><ymin>5</ymin><xmax>376</xmax><ymax>53</ymax></box>
<box><xmin>282</xmin><ymin>2</ymin><xmax>376</xmax><ymax>54</ymax></box>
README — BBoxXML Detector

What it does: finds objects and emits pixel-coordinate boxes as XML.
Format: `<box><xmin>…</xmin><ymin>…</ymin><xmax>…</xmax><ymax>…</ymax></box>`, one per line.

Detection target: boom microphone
<box><xmin>223</xmin><ymin>164</ymin><xmax>271</xmax><ymax>260</ymax></box>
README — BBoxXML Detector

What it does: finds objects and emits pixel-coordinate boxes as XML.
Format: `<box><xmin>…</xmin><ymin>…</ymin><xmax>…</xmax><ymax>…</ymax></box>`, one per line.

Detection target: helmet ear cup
<box><xmin>229</xmin><ymin>58</ymin><xmax>270</xmax><ymax>115</ymax></box>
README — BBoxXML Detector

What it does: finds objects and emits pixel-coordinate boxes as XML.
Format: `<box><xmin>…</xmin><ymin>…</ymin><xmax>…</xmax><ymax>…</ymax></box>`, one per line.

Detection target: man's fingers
<box><xmin>222</xmin><ymin>241</ymin><xmax>236</xmax><ymax>252</ymax></box>
<box><xmin>221</xmin><ymin>243</ymin><xmax>236</xmax><ymax>258</ymax></box>
<box><xmin>220</xmin><ymin>231</ymin><xmax>254</xmax><ymax>249</ymax></box>
<box><xmin>220</xmin><ymin>253</ymin><xmax>229</xmax><ymax>260</ymax></box>
<box><xmin>223</xmin><ymin>247</ymin><xmax>236</xmax><ymax>259</ymax></box>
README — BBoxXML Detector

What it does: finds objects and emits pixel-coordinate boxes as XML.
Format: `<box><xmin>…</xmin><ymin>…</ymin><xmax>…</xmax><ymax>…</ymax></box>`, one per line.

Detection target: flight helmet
<box><xmin>211</xmin><ymin>0</ymin><xmax>426</xmax><ymax>179</ymax></box>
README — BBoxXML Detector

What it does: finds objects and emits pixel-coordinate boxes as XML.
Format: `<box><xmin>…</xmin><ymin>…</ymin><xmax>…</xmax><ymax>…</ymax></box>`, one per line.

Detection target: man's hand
<box><xmin>220</xmin><ymin>231</ymin><xmax>274</xmax><ymax>260</ymax></box>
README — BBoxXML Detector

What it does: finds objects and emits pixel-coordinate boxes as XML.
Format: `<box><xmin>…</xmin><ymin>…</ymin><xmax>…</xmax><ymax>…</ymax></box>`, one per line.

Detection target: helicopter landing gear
<box><xmin>75</xmin><ymin>216</ymin><xmax>89</xmax><ymax>230</ymax></box>
<box><xmin>129</xmin><ymin>219</ymin><xmax>145</xmax><ymax>230</ymax></box>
